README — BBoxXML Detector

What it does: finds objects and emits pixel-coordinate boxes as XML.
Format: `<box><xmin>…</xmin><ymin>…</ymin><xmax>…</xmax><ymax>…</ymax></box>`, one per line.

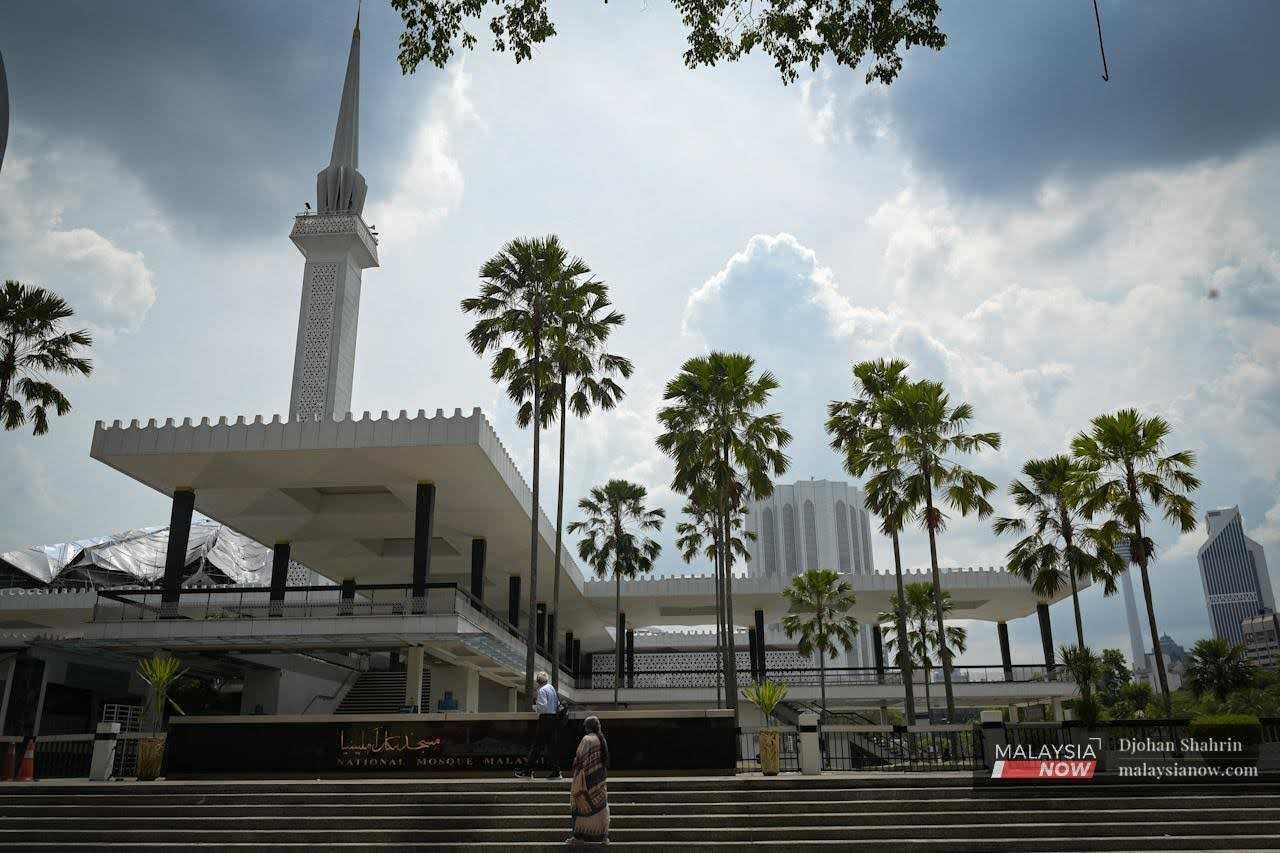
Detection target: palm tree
<box><xmin>879</xmin><ymin>582</ymin><xmax>966</xmax><ymax>720</ymax></box>
<box><xmin>1072</xmin><ymin>408</ymin><xmax>1199</xmax><ymax>715</ymax></box>
<box><xmin>1185</xmin><ymin>638</ymin><xmax>1254</xmax><ymax>704</ymax></box>
<box><xmin>518</xmin><ymin>276</ymin><xmax>632</xmax><ymax>689</ymax></box>
<box><xmin>994</xmin><ymin>454</ymin><xmax>1127</xmax><ymax>649</ymax></box>
<box><xmin>656</xmin><ymin>352</ymin><xmax>791</xmax><ymax>731</ymax></box>
<box><xmin>827</xmin><ymin>358</ymin><xmax>917</xmax><ymax>722</ymax></box>
<box><xmin>675</xmin><ymin>489</ymin><xmax>754</xmax><ymax>707</ymax></box>
<box><xmin>872</xmin><ymin>379</ymin><xmax>1000</xmax><ymax>720</ymax></box>
<box><xmin>781</xmin><ymin>569</ymin><xmax>859</xmax><ymax>714</ymax></box>
<box><xmin>1060</xmin><ymin>644</ymin><xmax>1103</xmax><ymax>725</ymax></box>
<box><xmin>567</xmin><ymin>479</ymin><xmax>664</xmax><ymax>706</ymax></box>
<box><xmin>462</xmin><ymin>235</ymin><xmax>578</xmax><ymax>699</ymax></box>
<box><xmin>1</xmin><ymin>280</ymin><xmax>93</xmax><ymax>435</ymax></box>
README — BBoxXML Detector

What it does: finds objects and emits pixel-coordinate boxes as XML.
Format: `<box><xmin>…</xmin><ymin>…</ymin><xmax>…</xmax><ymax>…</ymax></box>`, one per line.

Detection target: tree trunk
<box><xmin>614</xmin><ymin>570</ymin><xmax>621</xmax><ymax>707</ymax></box>
<box><xmin>819</xmin><ymin>646</ymin><xmax>827</xmax><ymax>716</ymax></box>
<box><xmin>719</xmin><ymin>442</ymin><xmax>740</xmax><ymax>734</ymax></box>
<box><xmin>550</xmin><ymin>376</ymin><xmax>568</xmax><ymax>690</ymax></box>
<box><xmin>713</xmin><ymin>527</ymin><xmax>725</xmax><ymax>707</ymax></box>
<box><xmin>922</xmin><ymin>475</ymin><xmax>956</xmax><ymax>720</ymax></box>
<box><xmin>890</xmin><ymin>531</ymin><xmax>916</xmax><ymax>724</ymax></box>
<box><xmin>1062</xmin><ymin>505</ymin><xmax>1086</xmax><ymax>650</ymax></box>
<box><xmin>524</xmin><ymin>344</ymin><xmax>542</xmax><ymax>702</ymax></box>
<box><xmin>1134</xmin><ymin>516</ymin><xmax>1172</xmax><ymax>715</ymax></box>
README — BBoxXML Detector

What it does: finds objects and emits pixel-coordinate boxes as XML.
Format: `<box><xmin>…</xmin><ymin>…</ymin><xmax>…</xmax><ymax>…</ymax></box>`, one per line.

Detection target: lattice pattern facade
<box><xmin>292</xmin><ymin>261</ymin><xmax>339</xmax><ymax>420</ymax></box>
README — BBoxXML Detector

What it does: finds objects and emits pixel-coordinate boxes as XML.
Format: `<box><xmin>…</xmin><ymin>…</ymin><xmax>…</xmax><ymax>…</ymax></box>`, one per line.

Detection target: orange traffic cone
<box><xmin>16</xmin><ymin>739</ymin><xmax>34</xmax><ymax>782</ymax></box>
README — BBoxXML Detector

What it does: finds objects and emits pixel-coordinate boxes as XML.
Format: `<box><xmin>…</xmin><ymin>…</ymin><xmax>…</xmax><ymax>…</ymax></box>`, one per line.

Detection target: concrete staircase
<box><xmin>335</xmin><ymin>670</ymin><xmax>429</xmax><ymax>714</ymax></box>
<box><xmin>2</xmin><ymin>775</ymin><xmax>1279</xmax><ymax>850</ymax></box>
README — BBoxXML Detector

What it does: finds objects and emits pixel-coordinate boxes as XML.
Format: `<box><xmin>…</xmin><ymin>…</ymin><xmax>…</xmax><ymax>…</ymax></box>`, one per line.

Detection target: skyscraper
<box><xmin>1198</xmin><ymin>506</ymin><xmax>1273</xmax><ymax>646</ymax></box>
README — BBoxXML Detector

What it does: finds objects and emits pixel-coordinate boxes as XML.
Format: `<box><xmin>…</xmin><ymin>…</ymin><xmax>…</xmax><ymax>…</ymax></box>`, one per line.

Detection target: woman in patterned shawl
<box><xmin>568</xmin><ymin>715</ymin><xmax>609</xmax><ymax>845</ymax></box>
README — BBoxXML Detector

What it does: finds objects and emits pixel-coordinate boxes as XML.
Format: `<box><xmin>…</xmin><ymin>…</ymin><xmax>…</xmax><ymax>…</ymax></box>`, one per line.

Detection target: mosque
<box><xmin>0</xmin><ymin>15</ymin><xmax>1077</xmax><ymax>776</ymax></box>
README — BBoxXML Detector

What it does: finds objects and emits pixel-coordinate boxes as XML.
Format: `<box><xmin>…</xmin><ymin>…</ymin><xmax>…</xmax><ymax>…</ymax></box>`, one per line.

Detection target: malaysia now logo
<box><xmin>990</xmin><ymin>740</ymin><xmax>1102</xmax><ymax>780</ymax></box>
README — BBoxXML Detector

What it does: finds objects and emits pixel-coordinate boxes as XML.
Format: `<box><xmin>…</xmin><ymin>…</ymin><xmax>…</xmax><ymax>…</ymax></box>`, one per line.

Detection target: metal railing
<box><xmin>31</xmin><ymin>734</ymin><xmax>94</xmax><ymax>779</ymax></box>
<box><xmin>820</xmin><ymin>725</ymin><xmax>984</xmax><ymax>771</ymax></box>
<box><xmin>91</xmin><ymin>582</ymin><xmax>577</xmax><ymax>687</ymax></box>
<box><xmin>737</xmin><ymin>729</ymin><xmax>800</xmax><ymax>773</ymax></box>
<box><xmin>581</xmin><ymin>664</ymin><xmax>1066</xmax><ymax>690</ymax></box>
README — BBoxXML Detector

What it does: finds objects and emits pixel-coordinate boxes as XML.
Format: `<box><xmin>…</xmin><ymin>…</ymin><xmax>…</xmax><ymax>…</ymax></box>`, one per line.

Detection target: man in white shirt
<box><xmin>516</xmin><ymin>671</ymin><xmax>561</xmax><ymax>779</ymax></box>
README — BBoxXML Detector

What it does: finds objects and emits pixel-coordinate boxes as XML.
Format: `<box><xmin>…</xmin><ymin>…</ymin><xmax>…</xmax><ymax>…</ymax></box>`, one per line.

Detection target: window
<box><xmin>803</xmin><ymin>500</ymin><xmax>818</xmax><ymax>571</ymax></box>
<box><xmin>782</xmin><ymin>504</ymin><xmax>800</xmax><ymax>576</ymax></box>
<box><xmin>835</xmin><ymin>501</ymin><xmax>852</xmax><ymax>572</ymax></box>
<box><xmin>761</xmin><ymin>507</ymin><xmax>779</xmax><ymax>578</ymax></box>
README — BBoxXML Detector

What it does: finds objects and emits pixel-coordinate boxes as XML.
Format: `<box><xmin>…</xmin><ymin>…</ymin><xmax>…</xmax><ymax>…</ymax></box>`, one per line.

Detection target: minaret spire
<box><xmin>316</xmin><ymin>6</ymin><xmax>367</xmax><ymax>214</ymax></box>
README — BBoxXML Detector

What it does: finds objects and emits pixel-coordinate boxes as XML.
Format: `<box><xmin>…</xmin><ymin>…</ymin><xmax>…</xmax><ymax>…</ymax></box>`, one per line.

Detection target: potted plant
<box><xmin>136</xmin><ymin>654</ymin><xmax>186</xmax><ymax>780</ymax></box>
<box><xmin>742</xmin><ymin>680</ymin><xmax>789</xmax><ymax>776</ymax></box>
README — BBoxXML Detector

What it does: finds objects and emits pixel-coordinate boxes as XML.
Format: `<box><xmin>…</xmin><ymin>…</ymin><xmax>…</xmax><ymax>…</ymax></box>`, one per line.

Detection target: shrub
<box><xmin>1188</xmin><ymin>713</ymin><xmax>1262</xmax><ymax>748</ymax></box>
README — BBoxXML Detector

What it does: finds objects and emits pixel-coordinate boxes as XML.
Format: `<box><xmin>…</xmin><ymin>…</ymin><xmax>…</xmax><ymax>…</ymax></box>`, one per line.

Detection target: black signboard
<box><xmin>165</xmin><ymin>713</ymin><xmax>735</xmax><ymax>778</ymax></box>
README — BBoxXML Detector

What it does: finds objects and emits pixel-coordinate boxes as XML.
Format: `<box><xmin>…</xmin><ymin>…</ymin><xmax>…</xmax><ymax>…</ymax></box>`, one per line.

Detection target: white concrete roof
<box><xmin>89</xmin><ymin>408</ymin><xmax>600</xmax><ymax>638</ymax></box>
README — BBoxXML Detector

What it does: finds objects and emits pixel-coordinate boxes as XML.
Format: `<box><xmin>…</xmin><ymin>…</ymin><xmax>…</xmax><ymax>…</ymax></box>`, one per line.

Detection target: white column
<box><xmin>89</xmin><ymin>722</ymin><xmax>120</xmax><ymax>781</ymax></box>
<box><xmin>1051</xmin><ymin>698</ymin><xmax>1064</xmax><ymax>721</ymax></box>
<box><xmin>1007</xmin><ymin>704</ymin><xmax>1020</xmax><ymax>723</ymax></box>
<box><xmin>463</xmin><ymin>668</ymin><xmax>479</xmax><ymax>714</ymax></box>
<box><xmin>507</xmin><ymin>688</ymin><xmax>518</xmax><ymax>712</ymax></box>
<box><xmin>798</xmin><ymin>711</ymin><xmax>821</xmax><ymax>775</ymax></box>
<box><xmin>405</xmin><ymin>647</ymin><xmax>425</xmax><ymax>711</ymax></box>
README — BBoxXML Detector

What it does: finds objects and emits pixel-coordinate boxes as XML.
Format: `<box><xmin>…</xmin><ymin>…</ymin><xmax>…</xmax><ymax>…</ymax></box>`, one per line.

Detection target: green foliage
<box><xmin>993</xmin><ymin>455</ymin><xmax>1126</xmax><ymax>647</ymax></box>
<box><xmin>391</xmin><ymin>1</ymin><xmax>946</xmax><ymax>85</ymax></box>
<box><xmin>1188</xmin><ymin>713</ymin><xmax>1263</xmax><ymax>748</ymax></box>
<box><xmin>879</xmin><ymin>582</ymin><xmax>966</xmax><ymax>671</ymax></box>
<box><xmin>1185</xmin><ymin>638</ymin><xmax>1255</xmax><ymax>703</ymax></box>
<box><xmin>0</xmin><ymin>280</ymin><xmax>94</xmax><ymax>435</ymax></box>
<box><xmin>782</xmin><ymin>569</ymin><xmax>859</xmax><ymax>659</ymax></box>
<box><xmin>137</xmin><ymin>654</ymin><xmax>186</xmax><ymax>730</ymax></box>
<box><xmin>1073</xmin><ymin>694</ymin><xmax>1103</xmax><ymax>727</ymax></box>
<box><xmin>1060</xmin><ymin>644</ymin><xmax>1101</xmax><ymax>695</ymax></box>
<box><xmin>741</xmin><ymin>679</ymin><xmax>789</xmax><ymax>727</ymax></box>
<box><xmin>567</xmin><ymin>480</ymin><xmax>664</xmax><ymax>584</ymax></box>
<box><xmin>1097</xmin><ymin>648</ymin><xmax>1132</xmax><ymax>704</ymax></box>
<box><xmin>1072</xmin><ymin>408</ymin><xmax>1199</xmax><ymax>713</ymax></box>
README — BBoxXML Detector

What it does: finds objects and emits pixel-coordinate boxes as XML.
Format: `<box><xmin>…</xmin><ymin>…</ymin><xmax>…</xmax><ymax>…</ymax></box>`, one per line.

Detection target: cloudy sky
<box><xmin>3</xmin><ymin>1</ymin><xmax>1278</xmax><ymax>667</ymax></box>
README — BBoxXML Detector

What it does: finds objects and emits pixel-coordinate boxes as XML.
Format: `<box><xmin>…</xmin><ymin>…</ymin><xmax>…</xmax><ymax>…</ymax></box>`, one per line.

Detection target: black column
<box><xmin>546</xmin><ymin>613</ymin><xmax>557</xmax><ymax>667</ymax></box>
<box><xmin>536</xmin><ymin>603</ymin><xmax>547</xmax><ymax>652</ymax></box>
<box><xmin>339</xmin><ymin>578</ymin><xmax>356</xmax><ymax>616</ymax></box>
<box><xmin>625</xmin><ymin>629</ymin><xmax>635</xmax><ymax>688</ymax></box>
<box><xmin>571</xmin><ymin>640</ymin><xmax>582</xmax><ymax>679</ymax></box>
<box><xmin>469</xmin><ymin>538</ymin><xmax>486</xmax><ymax>601</ymax></box>
<box><xmin>872</xmin><ymin>625</ymin><xmax>885</xmax><ymax>683</ymax></box>
<box><xmin>564</xmin><ymin>631</ymin><xmax>574</xmax><ymax>665</ymax></box>
<box><xmin>1036</xmin><ymin>604</ymin><xmax>1056</xmax><ymax>672</ymax></box>
<box><xmin>411</xmin><ymin>483</ymin><xmax>436</xmax><ymax>612</ymax></box>
<box><xmin>747</xmin><ymin>627</ymin><xmax>759</xmax><ymax>681</ymax></box>
<box><xmin>616</xmin><ymin>611</ymin><xmax>626</xmax><ymax>688</ymax></box>
<box><xmin>268</xmin><ymin>542</ymin><xmax>290</xmax><ymax>616</ymax></box>
<box><xmin>998</xmin><ymin>621</ymin><xmax>1013</xmax><ymax>682</ymax></box>
<box><xmin>754</xmin><ymin>609</ymin><xmax>767</xmax><ymax>680</ymax></box>
<box><xmin>161</xmin><ymin>489</ymin><xmax>196</xmax><ymax>613</ymax></box>
<box><xmin>508</xmin><ymin>576</ymin><xmax>521</xmax><ymax>628</ymax></box>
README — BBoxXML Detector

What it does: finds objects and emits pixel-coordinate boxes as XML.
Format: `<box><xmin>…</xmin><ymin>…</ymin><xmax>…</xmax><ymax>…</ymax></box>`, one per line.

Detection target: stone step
<box><xmin>4</xmin><ymin>798</ymin><xmax>1276</xmax><ymax>817</ymax></box>
<box><xmin>2</xmin><ymin>821</ymin><xmax>1277</xmax><ymax>843</ymax></box>
<box><xmin>4</xmin><ymin>807</ymin><xmax>1279</xmax><ymax>830</ymax></box>
<box><xmin>3</xmin><ymin>787</ymin><xmax>1274</xmax><ymax>807</ymax></box>
<box><xmin>5</xmin><ymin>840</ymin><xmax>1280</xmax><ymax>853</ymax></box>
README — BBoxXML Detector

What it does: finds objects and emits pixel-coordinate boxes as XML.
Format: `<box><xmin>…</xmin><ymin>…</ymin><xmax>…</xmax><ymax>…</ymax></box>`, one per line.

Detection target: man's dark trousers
<box><xmin>524</xmin><ymin>713</ymin><xmax>559</xmax><ymax>774</ymax></box>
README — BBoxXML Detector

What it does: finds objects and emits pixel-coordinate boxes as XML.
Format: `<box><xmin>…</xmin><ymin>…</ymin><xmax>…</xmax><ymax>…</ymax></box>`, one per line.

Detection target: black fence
<box><xmin>737</xmin><ymin>729</ymin><xmax>800</xmax><ymax>773</ymax></box>
<box><xmin>32</xmin><ymin>736</ymin><xmax>94</xmax><ymax>778</ymax></box>
<box><xmin>821</xmin><ymin>725</ymin><xmax>984</xmax><ymax>772</ymax></box>
<box><xmin>581</xmin><ymin>664</ymin><xmax>1063</xmax><ymax>691</ymax></box>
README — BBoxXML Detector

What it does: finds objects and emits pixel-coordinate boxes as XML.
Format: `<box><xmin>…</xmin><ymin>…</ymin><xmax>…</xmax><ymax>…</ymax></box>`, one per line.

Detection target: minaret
<box><xmin>288</xmin><ymin>10</ymin><xmax>379</xmax><ymax>422</ymax></box>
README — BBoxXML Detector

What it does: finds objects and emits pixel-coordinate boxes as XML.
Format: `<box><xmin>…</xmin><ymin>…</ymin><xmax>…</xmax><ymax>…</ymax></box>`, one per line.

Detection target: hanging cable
<box><xmin>1092</xmin><ymin>0</ymin><xmax>1111</xmax><ymax>81</ymax></box>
